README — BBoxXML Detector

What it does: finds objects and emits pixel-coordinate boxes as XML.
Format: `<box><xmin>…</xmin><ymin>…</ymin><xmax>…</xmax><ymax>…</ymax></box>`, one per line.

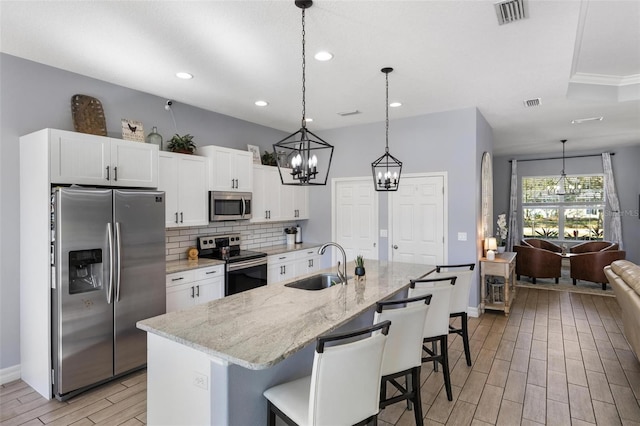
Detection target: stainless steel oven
<box><xmin>197</xmin><ymin>233</ymin><xmax>267</xmax><ymax>296</ymax></box>
<box><xmin>226</xmin><ymin>257</ymin><xmax>268</xmax><ymax>296</ymax></box>
<box><xmin>209</xmin><ymin>191</ymin><xmax>252</xmax><ymax>221</ymax></box>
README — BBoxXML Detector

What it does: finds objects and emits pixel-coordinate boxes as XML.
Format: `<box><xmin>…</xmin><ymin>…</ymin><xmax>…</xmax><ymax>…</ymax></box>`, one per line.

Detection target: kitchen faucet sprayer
<box><xmin>318</xmin><ymin>242</ymin><xmax>348</xmax><ymax>285</ymax></box>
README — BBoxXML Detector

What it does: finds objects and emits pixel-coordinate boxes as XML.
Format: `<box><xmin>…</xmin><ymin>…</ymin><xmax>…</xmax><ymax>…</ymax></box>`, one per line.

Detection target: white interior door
<box><xmin>332</xmin><ymin>178</ymin><xmax>379</xmax><ymax>262</ymax></box>
<box><xmin>390</xmin><ymin>174</ymin><xmax>445</xmax><ymax>265</ymax></box>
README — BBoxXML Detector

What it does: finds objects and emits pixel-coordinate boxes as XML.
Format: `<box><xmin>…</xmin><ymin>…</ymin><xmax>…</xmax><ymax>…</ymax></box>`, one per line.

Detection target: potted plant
<box><xmin>167</xmin><ymin>134</ymin><xmax>196</xmax><ymax>154</ymax></box>
<box><xmin>355</xmin><ymin>255</ymin><xmax>365</xmax><ymax>277</ymax></box>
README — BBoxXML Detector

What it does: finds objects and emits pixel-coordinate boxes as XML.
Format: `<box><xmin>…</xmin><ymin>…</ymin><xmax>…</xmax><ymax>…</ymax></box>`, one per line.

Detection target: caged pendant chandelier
<box><xmin>548</xmin><ymin>139</ymin><xmax>581</xmax><ymax>196</ymax></box>
<box><xmin>273</xmin><ymin>0</ymin><xmax>334</xmax><ymax>186</ymax></box>
<box><xmin>372</xmin><ymin>67</ymin><xmax>402</xmax><ymax>191</ymax></box>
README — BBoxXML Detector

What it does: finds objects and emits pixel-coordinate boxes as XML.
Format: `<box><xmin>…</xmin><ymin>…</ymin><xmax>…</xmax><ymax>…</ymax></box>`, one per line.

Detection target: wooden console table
<box><xmin>480</xmin><ymin>252</ymin><xmax>517</xmax><ymax>316</ymax></box>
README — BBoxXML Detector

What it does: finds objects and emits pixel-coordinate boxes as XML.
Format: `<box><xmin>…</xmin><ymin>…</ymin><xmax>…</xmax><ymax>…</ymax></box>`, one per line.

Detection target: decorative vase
<box><xmin>355</xmin><ymin>266</ymin><xmax>366</xmax><ymax>277</ymax></box>
<box><xmin>497</xmin><ymin>246</ymin><xmax>506</xmax><ymax>253</ymax></box>
<box><xmin>146</xmin><ymin>126</ymin><xmax>163</xmax><ymax>150</ymax></box>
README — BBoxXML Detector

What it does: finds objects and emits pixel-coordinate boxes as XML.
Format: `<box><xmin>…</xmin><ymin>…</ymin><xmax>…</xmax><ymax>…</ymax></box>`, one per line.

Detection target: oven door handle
<box><xmin>227</xmin><ymin>257</ymin><xmax>267</xmax><ymax>272</ymax></box>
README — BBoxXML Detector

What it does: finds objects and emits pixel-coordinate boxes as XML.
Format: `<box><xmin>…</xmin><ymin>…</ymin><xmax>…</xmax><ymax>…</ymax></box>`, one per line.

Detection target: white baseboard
<box><xmin>468</xmin><ymin>306</ymin><xmax>480</xmax><ymax>318</ymax></box>
<box><xmin>0</xmin><ymin>364</ymin><xmax>21</xmax><ymax>385</ymax></box>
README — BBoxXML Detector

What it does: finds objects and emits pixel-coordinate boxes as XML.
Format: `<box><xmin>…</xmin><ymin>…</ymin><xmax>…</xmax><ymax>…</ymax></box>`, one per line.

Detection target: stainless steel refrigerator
<box><xmin>51</xmin><ymin>187</ymin><xmax>166</xmax><ymax>400</ymax></box>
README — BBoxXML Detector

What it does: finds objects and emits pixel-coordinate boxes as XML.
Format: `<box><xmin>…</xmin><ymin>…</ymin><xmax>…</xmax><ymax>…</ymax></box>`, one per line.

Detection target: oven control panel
<box><xmin>198</xmin><ymin>233</ymin><xmax>242</xmax><ymax>250</ymax></box>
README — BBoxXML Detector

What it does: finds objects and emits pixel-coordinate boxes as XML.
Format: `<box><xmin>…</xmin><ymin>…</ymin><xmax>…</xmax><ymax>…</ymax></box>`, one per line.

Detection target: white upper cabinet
<box><xmin>251</xmin><ymin>165</ymin><xmax>282</xmax><ymax>222</ymax></box>
<box><xmin>49</xmin><ymin>129</ymin><xmax>158</xmax><ymax>187</ymax></box>
<box><xmin>198</xmin><ymin>145</ymin><xmax>253</xmax><ymax>192</ymax></box>
<box><xmin>158</xmin><ymin>152</ymin><xmax>208</xmax><ymax>228</ymax></box>
<box><xmin>251</xmin><ymin>165</ymin><xmax>309</xmax><ymax>223</ymax></box>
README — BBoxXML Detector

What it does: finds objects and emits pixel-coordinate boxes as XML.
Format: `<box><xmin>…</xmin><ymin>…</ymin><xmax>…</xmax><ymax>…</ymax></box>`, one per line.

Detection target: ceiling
<box><xmin>1</xmin><ymin>0</ymin><xmax>639</xmax><ymax>156</ymax></box>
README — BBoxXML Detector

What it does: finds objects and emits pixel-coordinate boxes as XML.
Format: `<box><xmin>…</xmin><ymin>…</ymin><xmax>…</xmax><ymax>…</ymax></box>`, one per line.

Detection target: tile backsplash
<box><xmin>166</xmin><ymin>221</ymin><xmax>299</xmax><ymax>261</ymax></box>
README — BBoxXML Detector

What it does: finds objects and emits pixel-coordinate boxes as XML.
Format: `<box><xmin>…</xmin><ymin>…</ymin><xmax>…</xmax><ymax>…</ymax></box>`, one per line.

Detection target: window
<box><xmin>521</xmin><ymin>175</ymin><xmax>605</xmax><ymax>241</ymax></box>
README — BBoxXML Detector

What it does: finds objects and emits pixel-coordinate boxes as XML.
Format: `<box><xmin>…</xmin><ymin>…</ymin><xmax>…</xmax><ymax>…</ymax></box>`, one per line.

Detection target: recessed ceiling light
<box><xmin>314</xmin><ymin>51</ymin><xmax>333</xmax><ymax>61</ymax></box>
<box><xmin>175</xmin><ymin>72</ymin><xmax>193</xmax><ymax>80</ymax></box>
<box><xmin>571</xmin><ymin>116</ymin><xmax>603</xmax><ymax>124</ymax></box>
<box><xmin>389</xmin><ymin>102</ymin><xmax>402</xmax><ymax>108</ymax></box>
<box><xmin>255</xmin><ymin>100</ymin><xmax>269</xmax><ymax>107</ymax></box>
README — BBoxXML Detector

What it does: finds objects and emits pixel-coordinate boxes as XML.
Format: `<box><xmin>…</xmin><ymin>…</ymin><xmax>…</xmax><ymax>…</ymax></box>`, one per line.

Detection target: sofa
<box><xmin>514</xmin><ymin>239</ymin><xmax>562</xmax><ymax>284</ymax></box>
<box><xmin>605</xmin><ymin>260</ymin><xmax>640</xmax><ymax>360</ymax></box>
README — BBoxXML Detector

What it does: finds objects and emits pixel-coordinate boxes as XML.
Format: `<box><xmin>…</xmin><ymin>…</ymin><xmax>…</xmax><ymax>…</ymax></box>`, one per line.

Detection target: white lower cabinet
<box><xmin>267</xmin><ymin>252</ymin><xmax>297</xmax><ymax>284</ymax></box>
<box><xmin>267</xmin><ymin>247</ymin><xmax>321</xmax><ymax>284</ymax></box>
<box><xmin>166</xmin><ymin>265</ymin><xmax>224</xmax><ymax>312</ymax></box>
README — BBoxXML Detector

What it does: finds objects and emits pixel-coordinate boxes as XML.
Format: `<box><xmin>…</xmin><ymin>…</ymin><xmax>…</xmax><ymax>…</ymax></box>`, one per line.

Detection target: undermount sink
<box><xmin>284</xmin><ymin>273</ymin><xmax>351</xmax><ymax>291</ymax></box>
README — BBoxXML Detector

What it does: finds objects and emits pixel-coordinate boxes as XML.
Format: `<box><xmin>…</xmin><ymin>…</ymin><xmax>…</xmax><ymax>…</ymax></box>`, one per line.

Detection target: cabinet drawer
<box><xmin>195</xmin><ymin>265</ymin><xmax>224</xmax><ymax>281</ymax></box>
<box><xmin>269</xmin><ymin>253</ymin><xmax>296</xmax><ymax>264</ymax></box>
<box><xmin>482</xmin><ymin>262</ymin><xmax>508</xmax><ymax>277</ymax></box>
<box><xmin>166</xmin><ymin>270</ymin><xmax>195</xmax><ymax>287</ymax></box>
<box><xmin>296</xmin><ymin>248</ymin><xmax>320</xmax><ymax>259</ymax></box>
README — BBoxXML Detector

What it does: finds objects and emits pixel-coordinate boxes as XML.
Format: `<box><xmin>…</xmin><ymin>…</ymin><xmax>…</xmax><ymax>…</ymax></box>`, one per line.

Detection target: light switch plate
<box><xmin>380</xmin><ymin>229</ymin><xmax>388</xmax><ymax>238</ymax></box>
<box><xmin>457</xmin><ymin>232</ymin><xmax>467</xmax><ymax>241</ymax></box>
<box><xmin>193</xmin><ymin>372</ymin><xmax>208</xmax><ymax>390</ymax></box>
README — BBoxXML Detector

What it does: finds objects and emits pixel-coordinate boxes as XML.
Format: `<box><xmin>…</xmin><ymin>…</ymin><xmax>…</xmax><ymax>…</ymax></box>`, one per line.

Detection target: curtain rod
<box><xmin>508</xmin><ymin>152</ymin><xmax>614</xmax><ymax>163</ymax></box>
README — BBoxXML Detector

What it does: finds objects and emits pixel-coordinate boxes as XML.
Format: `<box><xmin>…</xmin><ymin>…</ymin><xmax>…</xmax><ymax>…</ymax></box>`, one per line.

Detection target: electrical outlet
<box><xmin>457</xmin><ymin>232</ymin><xmax>467</xmax><ymax>241</ymax></box>
<box><xmin>193</xmin><ymin>372</ymin><xmax>208</xmax><ymax>390</ymax></box>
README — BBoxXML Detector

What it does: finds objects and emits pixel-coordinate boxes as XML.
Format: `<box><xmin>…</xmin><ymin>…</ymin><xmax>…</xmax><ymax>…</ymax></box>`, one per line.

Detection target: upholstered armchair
<box><xmin>570</xmin><ymin>250</ymin><xmax>626</xmax><ymax>290</ymax></box>
<box><xmin>570</xmin><ymin>241</ymin><xmax>619</xmax><ymax>253</ymax></box>
<box><xmin>521</xmin><ymin>238</ymin><xmax>562</xmax><ymax>253</ymax></box>
<box><xmin>514</xmin><ymin>244</ymin><xmax>562</xmax><ymax>284</ymax></box>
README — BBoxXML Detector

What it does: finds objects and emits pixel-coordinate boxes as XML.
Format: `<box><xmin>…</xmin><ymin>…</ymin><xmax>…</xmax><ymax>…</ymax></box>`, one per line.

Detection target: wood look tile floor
<box><xmin>2</xmin><ymin>287</ymin><xmax>640</xmax><ymax>425</ymax></box>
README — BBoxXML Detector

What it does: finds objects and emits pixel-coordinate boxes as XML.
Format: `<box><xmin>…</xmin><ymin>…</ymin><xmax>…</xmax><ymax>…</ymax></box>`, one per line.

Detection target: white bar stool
<box><xmin>435</xmin><ymin>263</ymin><xmax>476</xmax><ymax>367</ymax></box>
<box><xmin>408</xmin><ymin>276</ymin><xmax>456</xmax><ymax>401</ymax></box>
<box><xmin>263</xmin><ymin>321</ymin><xmax>391</xmax><ymax>426</ymax></box>
<box><xmin>375</xmin><ymin>294</ymin><xmax>432</xmax><ymax>426</ymax></box>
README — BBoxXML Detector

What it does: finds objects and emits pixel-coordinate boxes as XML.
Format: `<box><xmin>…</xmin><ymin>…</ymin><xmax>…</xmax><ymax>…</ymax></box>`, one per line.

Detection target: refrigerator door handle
<box><xmin>107</xmin><ymin>223</ymin><xmax>114</xmax><ymax>304</ymax></box>
<box><xmin>115</xmin><ymin>222</ymin><xmax>122</xmax><ymax>301</ymax></box>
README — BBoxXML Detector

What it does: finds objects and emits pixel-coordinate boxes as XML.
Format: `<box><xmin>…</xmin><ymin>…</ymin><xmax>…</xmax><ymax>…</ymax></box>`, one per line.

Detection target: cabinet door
<box><xmin>295</xmin><ymin>186</ymin><xmax>309</xmax><ymax>219</ymax></box>
<box><xmin>267</xmin><ymin>253</ymin><xmax>296</xmax><ymax>284</ymax></box>
<box><xmin>280</xmin><ymin>184</ymin><xmax>296</xmax><ymax>221</ymax></box>
<box><xmin>195</xmin><ymin>278</ymin><xmax>224</xmax><ymax>304</ymax></box>
<box><xmin>251</xmin><ymin>166</ymin><xmax>281</xmax><ymax>223</ymax></box>
<box><xmin>177</xmin><ymin>155</ymin><xmax>208</xmax><ymax>227</ymax></box>
<box><xmin>209</xmin><ymin>146</ymin><xmax>234</xmax><ymax>191</ymax></box>
<box><xmin>166</xmin><ymin>282</ymin><xmax>195</xmax><ymax>313</ymax></box>
<box><xmin>296</xmin><ymin>250</ymin><xmax>321</xmax><ymax>276</ymax></box>
<box><xmin>233</xmin><ymin>150</ymin><xmax>253</xmax><ymax>192</ymax></box>
<box><xmin>110</xmin><ymin>139</ymin><xmax>158</xmax><ymax>188</ymax></box>
<box><xmin>158</xmin><ymin>153</ymin><xmax>180</xmax><ymax>227</ymax></box>
<box><xmin>50</xmin><ymin>130</ymin><xmax>109</xmax><ymax>185</ymax></box>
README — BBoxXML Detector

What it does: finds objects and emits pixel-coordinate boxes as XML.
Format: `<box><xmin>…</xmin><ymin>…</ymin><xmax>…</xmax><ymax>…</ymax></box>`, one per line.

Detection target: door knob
<box><xmin>393</xmin><ymin>245</ymin><xmax>398</xmax><ymax>249</ymax></box>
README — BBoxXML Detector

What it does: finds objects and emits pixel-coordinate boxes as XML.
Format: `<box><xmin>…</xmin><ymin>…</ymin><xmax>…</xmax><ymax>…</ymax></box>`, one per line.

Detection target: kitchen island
<box><xmin>137</xmin><ymin>259</ymin><xmax>434</xmax><ymax>425</ymax></box>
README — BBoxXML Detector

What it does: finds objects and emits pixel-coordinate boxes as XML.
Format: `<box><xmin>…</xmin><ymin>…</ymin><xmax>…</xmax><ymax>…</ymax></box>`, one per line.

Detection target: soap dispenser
<box><xmin>295</xmin><ymin>224</ymin><xmax>302</xmax><ymax>244</ymax></box>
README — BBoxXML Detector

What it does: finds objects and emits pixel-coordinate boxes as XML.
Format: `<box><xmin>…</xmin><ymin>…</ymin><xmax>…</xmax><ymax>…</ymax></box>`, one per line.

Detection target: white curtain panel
<box><xmin>507</xmin><ymin>160</ymin><xmax>519</xmax><ymax>251</ymax></box>
<box><xmin>602</xmin><ymin>153</ymin><xmax>623</xmax><ymax>249</ymax></box>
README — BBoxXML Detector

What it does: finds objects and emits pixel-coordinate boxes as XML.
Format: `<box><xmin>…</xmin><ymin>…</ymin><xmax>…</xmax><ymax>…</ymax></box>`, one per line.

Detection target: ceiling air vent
<box><xmin>337</xmin><ymin>110</ymin><xmax>361</xmax><ymax>117</ymax></box>
<box><xmin>495</xmin><ymin>0</ymin><xmax>527</xmax><ymax>25</ymax></box>
<box><xmin>523</xmin><ymin>98</ymin><xmax>541</xmax><ymax>107</ymax></box>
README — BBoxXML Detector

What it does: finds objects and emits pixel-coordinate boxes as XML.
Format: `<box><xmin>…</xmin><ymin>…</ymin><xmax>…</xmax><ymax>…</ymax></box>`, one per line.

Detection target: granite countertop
<box><xmin>166</xmin><ymin>258</ymin><xmax>225</xmax><ymax>274</ymax></box>
<box><xmin>139</xmin><ymin>259</ymin><xmax>435</xmax><ymax>370</ymax></box>
<box><xmin>259</xmin><ymin>243</ymin><xmax>323</xmax><ymax>256</ymax></box>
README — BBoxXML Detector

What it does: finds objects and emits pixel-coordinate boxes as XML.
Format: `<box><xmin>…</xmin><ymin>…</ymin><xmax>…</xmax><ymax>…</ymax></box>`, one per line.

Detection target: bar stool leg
<box><xmin>411</xmin><ymin>366</ymin><xmax>424</xmax><ymax>426</ymax></box>
<box><xmin>432</xmin><ymin>341</ymin><xmax>438</xmax><ymax>372</ymax></box>
<box><xmin>441</xmin><ymin>335</ymin><xmax>452</xmax><ymax>401</ymax></box>
<box><xmin>461</xmin><ymin>312</ymin><xmax>471</xmax><ymax>366</ymax></box>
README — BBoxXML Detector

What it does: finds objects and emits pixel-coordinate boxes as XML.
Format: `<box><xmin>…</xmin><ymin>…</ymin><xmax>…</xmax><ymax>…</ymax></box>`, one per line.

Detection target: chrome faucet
<box><xmin>319</xmin><ymin>242</ymin><xmax>348</xmax><ymax>285</ymax></box>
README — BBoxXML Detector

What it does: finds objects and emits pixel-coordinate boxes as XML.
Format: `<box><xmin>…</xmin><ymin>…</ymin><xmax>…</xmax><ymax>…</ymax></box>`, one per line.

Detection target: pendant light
<box><xmin>273</xmin><ymin>0</ymin><xmax>334</xmax><ymax>186</ymax></box>
<box><xmin>548</xmin><ymin>139</ymin><xmax>580</xmax><ymax>196</ymax></box>
<box><xmin>372</xmin><ymin>67</ymin><xmax>402</xmax><ymax>191</ymax></box>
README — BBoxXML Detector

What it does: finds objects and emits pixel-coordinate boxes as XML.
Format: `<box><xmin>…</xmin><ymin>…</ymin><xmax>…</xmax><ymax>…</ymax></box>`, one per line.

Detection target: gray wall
<box><xmin>493</xmin><ymin>145</ymin><xmax>640</xmax><ymax>263</ymax></box>
<box><xmin>0</xmin><ymin>53</ymin><xmax>287</xmax><ymax>370</ymax></box>
<box><xmin>307</xmin><ymin>107</ymin><xmax>491</xmax><ymax>307</ymax></box>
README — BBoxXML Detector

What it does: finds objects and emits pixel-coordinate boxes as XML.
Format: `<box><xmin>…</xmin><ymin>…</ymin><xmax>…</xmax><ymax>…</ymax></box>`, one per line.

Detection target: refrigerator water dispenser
<box><xmin>69</xmin><ymin>249</ymin><xmax>102</xmax><ymax>294</ymax></box>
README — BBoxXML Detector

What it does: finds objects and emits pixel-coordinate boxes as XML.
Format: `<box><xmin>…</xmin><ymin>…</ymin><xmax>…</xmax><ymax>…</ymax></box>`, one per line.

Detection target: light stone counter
<box><xmin>259</xmin><ymin>242</ymin><xmax>323</xmax><ymax>256</ymax></box>
<box><xmin>165</xmin><ymin>258</ymin><xmax>225</xmax><ymax>274</ymax></box>
<box><xmin>138</xmin><ymin>259</ymin><xmax>435</xmax><ymax>370</ymax></box>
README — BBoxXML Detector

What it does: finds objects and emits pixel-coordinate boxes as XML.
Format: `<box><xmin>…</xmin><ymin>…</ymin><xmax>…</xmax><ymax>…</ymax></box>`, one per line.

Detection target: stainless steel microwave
<box><xmin>209</xmin><ymin>191</ymin><xmax>252</xmax><ymax>221</ymax></box>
